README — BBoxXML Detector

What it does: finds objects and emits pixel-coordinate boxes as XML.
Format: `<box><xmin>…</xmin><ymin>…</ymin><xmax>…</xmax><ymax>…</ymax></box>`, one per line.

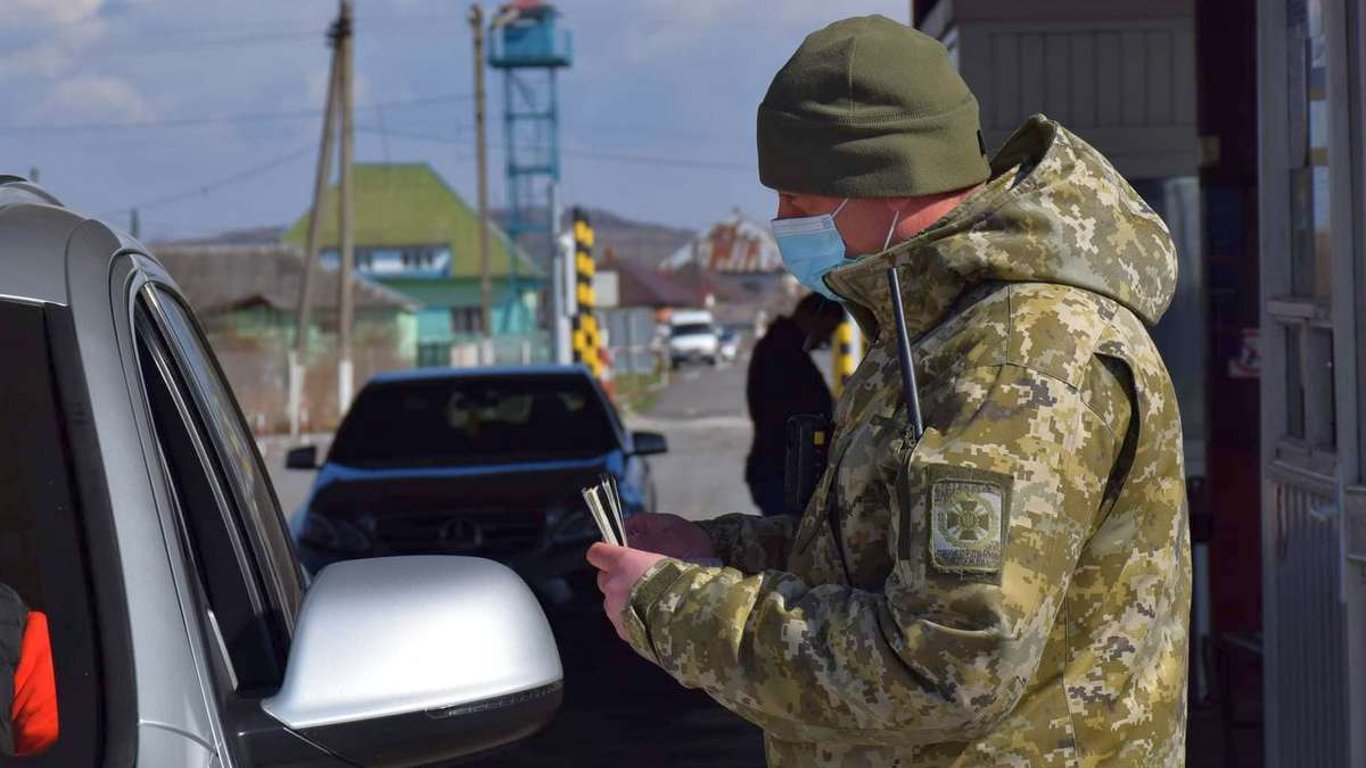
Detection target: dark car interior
<box><xmin>328</xmin><ymin>376</ymin><xmax>619</xmax><ymax>468</ymax></box>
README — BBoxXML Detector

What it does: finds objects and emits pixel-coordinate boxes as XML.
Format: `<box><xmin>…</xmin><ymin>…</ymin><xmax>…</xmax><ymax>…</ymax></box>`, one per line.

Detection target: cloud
<box><xmin>1</xmin><ymin>0</ymin><xmax>105</xmax><ymax>27</ymax></box>
<box><xmin>0</xmin><ymin>16</ymin><xmax>109</xmax><ymax>84</ymax></box>
<box><xmin>36</xmin><ymin>75</ymin><xmax>155</xmax><ymax>123</ymax></box>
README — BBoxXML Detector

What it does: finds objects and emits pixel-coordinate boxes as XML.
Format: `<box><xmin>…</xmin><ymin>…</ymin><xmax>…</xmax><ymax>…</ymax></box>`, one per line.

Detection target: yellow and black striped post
<box><xmin>571</xmin><ymin>209</ymin><xmax>602</xmax><ymax>377</ymax></box>
<box><xmin>833</xmin><ymin>312</ymin><xmax>863</xmax><ymax>398</ymax></box>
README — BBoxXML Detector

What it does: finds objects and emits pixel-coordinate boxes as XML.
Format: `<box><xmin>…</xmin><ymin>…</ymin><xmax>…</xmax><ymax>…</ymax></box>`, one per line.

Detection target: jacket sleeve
<box><xmin>697</xmin><ymin>514</ymin><xmax>798</xmax><ymax>573</ymax></box>
<box><xmin>622</xmin><ymin>363</ymin><xmax>1125</xmax><ymax>746</ymax></box>
<box><xmin>0</xmin><ymin>584</ymin><xmax>27</xmax><ymax>756</ymax></box>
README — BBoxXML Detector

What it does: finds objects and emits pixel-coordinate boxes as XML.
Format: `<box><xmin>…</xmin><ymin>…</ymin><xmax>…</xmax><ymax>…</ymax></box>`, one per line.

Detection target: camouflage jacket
<box><xmin>622</xmin><ymin>116</ymin><xmax>1191</xmax><ymax>767</ymax></box>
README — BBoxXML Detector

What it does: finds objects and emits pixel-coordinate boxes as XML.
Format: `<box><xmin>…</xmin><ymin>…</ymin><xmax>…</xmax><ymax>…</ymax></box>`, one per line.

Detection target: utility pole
<box><xmin>289</xmin><ymin>1</ymin><xmax>345</xmax><ymax>437</ymax></box>
<box><xmin>336</xmin><ymin>0</ymin><xmax>357</xmax><ymax>416</ymax></box>
<box><xmin>469</xmin><ymin>4</ymin><xmax>494</xmax><ymax>364</ymax></box>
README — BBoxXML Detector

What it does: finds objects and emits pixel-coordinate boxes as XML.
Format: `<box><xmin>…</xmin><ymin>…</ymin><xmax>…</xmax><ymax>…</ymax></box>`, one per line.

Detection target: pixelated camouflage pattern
<box><xmin>622</xmin><ymin>116</ymin><xmax>1191</xmax><ymax>767</ymax></box>
<box><xmin>698</xmin><ymin>512</ymin><xmax>800</xmax><ymax>573</ymax></box>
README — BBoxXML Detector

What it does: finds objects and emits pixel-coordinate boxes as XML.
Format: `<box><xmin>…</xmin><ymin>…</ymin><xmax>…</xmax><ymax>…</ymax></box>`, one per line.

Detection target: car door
<box><xmin>0</xmin><ymin>299</ymin><xmax>107</xmax><ymax>767</ymax></box>
<box><xmin>130</xmin><ymin>280</ymin><xmax>347</xmax><ymax>767</ymax></box>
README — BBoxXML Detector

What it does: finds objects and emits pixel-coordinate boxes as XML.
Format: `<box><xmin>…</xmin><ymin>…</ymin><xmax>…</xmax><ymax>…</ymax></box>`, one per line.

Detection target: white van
<box><xmin>667</xmin><ymin>310</ymin><xmax>720</xmax><ymax>368</ymax></box>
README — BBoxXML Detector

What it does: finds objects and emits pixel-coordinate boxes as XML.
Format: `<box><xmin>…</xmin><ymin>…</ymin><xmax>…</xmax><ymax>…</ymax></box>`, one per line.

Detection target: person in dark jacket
<box><xmin>744</xmin><ymin>293</ymin><xmax>844</xmax><ymax>516</ymax></box>
<box><xmin>0</xmin><ymin>583</ymin><xmax>57</xmax><ymax>757</ymax></box>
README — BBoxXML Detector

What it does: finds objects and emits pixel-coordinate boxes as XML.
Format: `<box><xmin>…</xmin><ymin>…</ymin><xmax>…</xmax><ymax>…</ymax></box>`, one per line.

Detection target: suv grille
<box><xmin>373</xmin><ymin>509</ymin><xmax>545</xmax><ymax>556</ymax></box>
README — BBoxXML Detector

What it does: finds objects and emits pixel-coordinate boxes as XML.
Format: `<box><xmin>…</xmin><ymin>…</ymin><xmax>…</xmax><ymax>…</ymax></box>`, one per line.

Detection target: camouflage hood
<box><xmin>826</xmin><ymin>115</ymin><xmax>1178</xmax><ymax>335</ymax></box>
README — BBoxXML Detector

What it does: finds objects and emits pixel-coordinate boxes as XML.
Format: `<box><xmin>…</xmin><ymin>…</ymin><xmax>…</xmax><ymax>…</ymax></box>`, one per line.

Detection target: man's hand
<box><xmin>586</xmin><ymin>543</ymin><xmax>665</xmax><ymax>641</ymax></box>
<box><xmin>624</xmin><ymin>513</ymin><xmax>716</xmax><ymax>561</ymax></box>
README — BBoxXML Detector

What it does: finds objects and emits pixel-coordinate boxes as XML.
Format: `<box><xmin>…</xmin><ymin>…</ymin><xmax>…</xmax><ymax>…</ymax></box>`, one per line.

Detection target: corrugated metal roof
<box><xmin>661</xmin><ymin>209</ymin><xmax>784</xmax><ymax>274</ymax></box>
<box><xmin>152</xmin><ymin>243</ymin><xmax>418</xmax><ymax>315</ymax></box>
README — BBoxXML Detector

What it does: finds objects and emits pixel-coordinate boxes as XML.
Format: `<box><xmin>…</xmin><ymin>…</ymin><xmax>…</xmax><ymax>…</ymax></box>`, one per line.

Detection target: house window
<box><xmin>401</xmin><ymin>248</ymin><xmax>438</xmax><ymax>270</ymax></box>
<box><xmin>1287</xmin><ymin>0</ymin><xmax>1332</xmax><ymax>300</ymax></box>
<box><xmin>452</xmin><ymin>307</ymin><xmax>483</xmax><ymax>334</ymax></box>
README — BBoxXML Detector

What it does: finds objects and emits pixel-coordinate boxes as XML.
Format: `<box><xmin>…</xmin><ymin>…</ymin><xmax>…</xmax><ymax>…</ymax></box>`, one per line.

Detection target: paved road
<box><xmin>634</xmin><ymin>348</ymin><xmax>831</xmax><ymax>522</ymax></box>
<box><xmin>633</xmin><ymin>359</ymin><xmax>757</xmax><ymax>522</ymax></box>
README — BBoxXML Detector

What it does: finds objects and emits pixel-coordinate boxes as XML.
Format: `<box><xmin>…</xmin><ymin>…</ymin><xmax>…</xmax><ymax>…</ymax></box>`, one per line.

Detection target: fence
<box><xmin>416</xmin><ymin>332</ymin><xmax>554</xmax><ymax>368</ymax></box>
<box><xmin>601</xmin><ymin>308</ymin><xmax>661</xmax><ymax>375</ymax></box>
<box><xmin>213</xmin><ymin>335</ymin><xmax>410</xmax><ymax>435</ymax></box>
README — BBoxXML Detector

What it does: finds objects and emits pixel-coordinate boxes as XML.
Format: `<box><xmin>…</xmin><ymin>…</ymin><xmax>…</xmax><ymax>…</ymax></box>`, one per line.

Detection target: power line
<box><xmin>356</xmin><ymin>126</ymin><xmax>754</xmax><ymax>172</ymax></box>
<box><xmin>15</xmin><ymin>13</ymin><xmax>472</xmax><ymax>60</ymax></box>
<box><xmin>100</xmin><ymin>142</ymin><xmax>315</xmax><ymax>218</ymax></box>
<box><xmin>0</xmin><ymin>93</ymin><xmax>471</xmax><ymax>134</ymax></box>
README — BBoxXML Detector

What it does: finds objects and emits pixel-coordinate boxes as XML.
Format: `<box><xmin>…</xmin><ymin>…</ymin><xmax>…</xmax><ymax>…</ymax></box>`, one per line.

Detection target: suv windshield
<box><xmin>671</xmin><ymin>324</ymin><xmax>715</xmax><ymax>337</ymax></box>
<box><xmin>329</xmin><ymin>374</ymin><xmax>618</xmax><ymax>467</ymax></box>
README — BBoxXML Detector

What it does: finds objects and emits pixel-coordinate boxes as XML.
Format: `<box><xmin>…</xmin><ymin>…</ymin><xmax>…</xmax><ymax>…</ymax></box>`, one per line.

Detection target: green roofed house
<box><xmin>282</xmin><ymin>163</ymin><xmax>543</xmax><ymax>366</ymax></box>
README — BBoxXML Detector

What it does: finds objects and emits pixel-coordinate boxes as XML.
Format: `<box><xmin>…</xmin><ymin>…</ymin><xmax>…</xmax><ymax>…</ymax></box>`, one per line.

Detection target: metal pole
<box><xmin>336</xmin><ymin>0</ymin><xmax>356</xmax><ymax>416</ymax></box>
<box><xmin>470</xmin><ymin>4</ymin><xmax>494</xmax><ymax>365</ymax></box>
<box><xmin>550</xmin><ymin>181</ymin><xmax>571</xmax><ymax>364</ymax></box>
<box><xmin>289</xmin><ymin>5</ymin><xmax>343</xmax><ymax>439</ymax></box>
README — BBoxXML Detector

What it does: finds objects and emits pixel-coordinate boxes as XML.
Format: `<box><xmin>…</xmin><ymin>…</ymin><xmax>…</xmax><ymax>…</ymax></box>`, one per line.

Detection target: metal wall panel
<box><xmin>1271</xmin><ymin>478</ymin><xmax>1350</xmax><ymax>768</ymax></box>
<box><xmin>963</xmin><ymin>20</ymin><xmax>1199</xmax><ymax>178</ymax></box>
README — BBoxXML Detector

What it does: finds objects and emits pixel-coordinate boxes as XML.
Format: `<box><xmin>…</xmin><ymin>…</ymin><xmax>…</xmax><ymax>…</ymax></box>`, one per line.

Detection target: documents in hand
<box><xmin>581</xmin><ymin>473</ymin><xmax>627</xmax><ymax>547</ymax></box>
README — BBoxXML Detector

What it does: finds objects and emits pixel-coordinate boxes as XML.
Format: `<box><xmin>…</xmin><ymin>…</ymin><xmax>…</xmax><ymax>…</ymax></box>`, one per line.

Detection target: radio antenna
<box><xmin>885</xmin><ymin>266</ymin><xmax>924</xmax><ymax>440</ymax></box>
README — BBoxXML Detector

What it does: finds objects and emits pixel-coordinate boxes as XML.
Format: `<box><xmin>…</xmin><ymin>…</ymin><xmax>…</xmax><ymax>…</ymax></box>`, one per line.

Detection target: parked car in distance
<box><xmin>0</xmin><ymin>178</ymin><xmax>562</xmax><ymax>767</ymax></box>
<box><xmin>717</xmin><ymin>328</ymin><xmax>741</xmax><ymax>363</ymax></box>
<box><xmin>668</xmin><ymin>309</ymin><xmax>720</xmax><ymax>368</ymax></box>
<box><xmin>288</xmin><ymin>366</ymin><xmax>668</xmax><ymax>608</ymax></box>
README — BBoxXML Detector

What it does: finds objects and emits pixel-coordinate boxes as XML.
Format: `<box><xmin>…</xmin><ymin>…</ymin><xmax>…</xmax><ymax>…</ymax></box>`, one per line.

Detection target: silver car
<box><xmin>0</xmin><ymin>177</ymin><xmax>562</xmax><ymax>767</ymax></box>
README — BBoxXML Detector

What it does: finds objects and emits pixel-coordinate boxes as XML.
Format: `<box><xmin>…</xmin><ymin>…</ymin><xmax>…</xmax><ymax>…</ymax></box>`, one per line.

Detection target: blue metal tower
<box><xmin>488</xmin><ymin>0</ymin><xmax>571</xmax><ymax>335</ymax></box>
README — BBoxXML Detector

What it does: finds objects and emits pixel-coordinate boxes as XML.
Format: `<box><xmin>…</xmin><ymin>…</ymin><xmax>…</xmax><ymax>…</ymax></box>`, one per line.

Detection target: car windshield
<box><xmin>328</xmin><ymin>374</ymin><xmax>618</xmax><ymax>467</ymax></box>
<box><xmin>672</xmin><ymin>324</ymin><xmax>714</xmax><ymax>337</ymax></box>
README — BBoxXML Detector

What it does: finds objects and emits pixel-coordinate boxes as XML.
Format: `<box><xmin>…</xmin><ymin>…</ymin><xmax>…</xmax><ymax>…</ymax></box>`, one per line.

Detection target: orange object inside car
<box><xmin>11</xmin><ymin>611</ymin><xmax>58</xmax><ymax>757</ymax></box>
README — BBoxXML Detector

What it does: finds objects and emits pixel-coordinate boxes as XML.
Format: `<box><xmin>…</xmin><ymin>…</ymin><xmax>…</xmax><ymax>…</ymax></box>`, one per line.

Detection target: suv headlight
<box><xmin>298</xmin><ymin>512</ymin><xmax>372</xmax><ymax>554</ymax></box>
<box><xmin>546</xmin><ymin>506</ymin><xmax>598</xmax><ymax>545</ymax></box>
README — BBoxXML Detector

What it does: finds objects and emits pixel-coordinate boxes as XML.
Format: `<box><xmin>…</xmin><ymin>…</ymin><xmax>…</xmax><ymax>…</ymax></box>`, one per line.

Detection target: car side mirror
<box><xmin>632</xmin><ymin>431</ymin><xmax>668</xmax><ymax>456</ymax></box>
<box><xmin>262</xmin><ymin>557</ymin><xmax>562</xmax><ymax>767</ymax></box>
<box><xmin>286</xmin><ymin>445</ymin><xmax>319</xmax><ymax>470</ymax></box>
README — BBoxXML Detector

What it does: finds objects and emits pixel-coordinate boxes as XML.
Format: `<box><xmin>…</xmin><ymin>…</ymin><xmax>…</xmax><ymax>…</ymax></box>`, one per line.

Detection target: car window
<box><xmin>135</xmin><ymin>305</ymin><xmax>286</xmax><ymax>692</ymax></box>
<box><xmin>329</xmin><ymin>375</ymin><xmax>618</xmax><ymax>467</ymax></box>
<box><xmin>0</xmin><ymin>300</ymin><xmax>101</xmax><ymax>765</ymax></box>
<box><xmin>671</xmin><ymin>324</ymin><xmax>714</xmax><ymax>337</ymax></box>
<box><xmin>141</xmin><ymin>287</ymin><xmax>302</xmax><ymax>628</ymax></box>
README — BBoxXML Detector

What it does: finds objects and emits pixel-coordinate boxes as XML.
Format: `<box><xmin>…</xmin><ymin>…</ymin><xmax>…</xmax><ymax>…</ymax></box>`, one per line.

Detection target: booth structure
<box><xmin>922</xmin><ymin>0</ymin><xmax>1366</xmax><ymax>764</ymax></box>
<box><xmin>1256</xmin><ymin>0</ymin><xmax>1366</xmax><ymax>764</ymax></box>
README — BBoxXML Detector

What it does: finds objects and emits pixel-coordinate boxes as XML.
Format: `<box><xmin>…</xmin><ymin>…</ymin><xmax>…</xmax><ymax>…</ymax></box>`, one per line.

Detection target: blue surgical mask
<box><xmin>772</xmin><ymin>199</ymin><xmax>900</xmax><ymax>301</ymax></box>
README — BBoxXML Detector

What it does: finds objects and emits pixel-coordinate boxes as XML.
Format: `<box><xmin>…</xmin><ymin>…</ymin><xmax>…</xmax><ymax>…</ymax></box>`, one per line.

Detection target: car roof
<box><xmin>368</xmin><ymin>364</ymin><xmax>595</xmax><ymax>385</ymax></box>
<box><xmin>0</xmin><ymin>177</ymin><xmax>137</xmax><ymax>306</ymax></box>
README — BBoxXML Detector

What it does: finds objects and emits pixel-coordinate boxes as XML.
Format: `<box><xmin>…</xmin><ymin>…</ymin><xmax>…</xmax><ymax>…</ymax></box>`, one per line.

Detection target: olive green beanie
<box><xmin>757</xmin><ymin>15</ymin><xmax>990</xmax><ymax>198</ymax></box>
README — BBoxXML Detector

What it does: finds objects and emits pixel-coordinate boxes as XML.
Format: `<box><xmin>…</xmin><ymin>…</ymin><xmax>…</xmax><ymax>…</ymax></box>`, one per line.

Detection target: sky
<box><xmin>1</xmin><ymin>0</ymin><xmax>910</xmax><ymax>241</ymax></box>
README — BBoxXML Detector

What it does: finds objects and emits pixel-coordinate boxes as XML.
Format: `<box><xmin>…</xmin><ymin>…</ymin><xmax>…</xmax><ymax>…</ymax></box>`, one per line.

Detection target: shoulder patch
<box><xmin>927</xmin><ymin>465</ymin><xmax>1012</xmax><ymax>575</ymax></box>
